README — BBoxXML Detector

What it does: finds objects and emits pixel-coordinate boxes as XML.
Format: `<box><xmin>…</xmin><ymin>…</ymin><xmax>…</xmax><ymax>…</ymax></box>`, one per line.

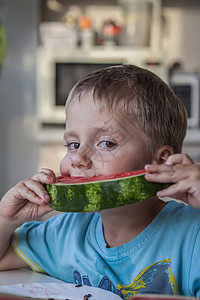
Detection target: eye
<box><xmin>98</xmin><ymin>141</ymin><xmax>116</xmax><ymax>149</ymax></box>
<box><xmin>66</xmin><ymin>142</ymin><xmax>80</xmax><ymax>151</ymax></box>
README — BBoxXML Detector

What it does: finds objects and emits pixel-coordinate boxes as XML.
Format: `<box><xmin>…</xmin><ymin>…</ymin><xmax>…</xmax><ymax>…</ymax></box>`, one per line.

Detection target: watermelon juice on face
<box><xmin>60</xmin><ymin>92</ymin><xmax>153</xmax><ymax>179</ymax></box>
<box><xmin>45</xmin><ymin>91</ymin><xmax>170</xmax><ymax>213</ymax></box>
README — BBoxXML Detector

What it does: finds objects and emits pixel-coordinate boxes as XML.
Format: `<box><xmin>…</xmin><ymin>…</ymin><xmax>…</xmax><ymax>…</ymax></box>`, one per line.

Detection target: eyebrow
<box><xmin>63</xmin><ymin>131</ymin><xmax>79</xmax><ymax>141</ymax></box>
<box><xmin>63</xmin><ymin>125</ymin><xmax>129</xmax><ymax>141</ymax></box>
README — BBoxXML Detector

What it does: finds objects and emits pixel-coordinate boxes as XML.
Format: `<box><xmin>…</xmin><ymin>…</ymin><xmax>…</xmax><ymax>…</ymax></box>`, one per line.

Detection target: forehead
<box><xmin>66</xmin><ymin>90</ymin><xmax>132</xmax><ymax>124</ymax></box>
<box><xmin>65</xmin><ymin>94</ymin><xmax>145</xmax><ymax>143</ymax></box>
<box><xmin>66</xmin><ymin>89</ymin><xmax>103</xmax><ymax>114</ymax></box>
<box><xmin>68</xmin><ymin>87</ymin><xmax>143</xmax><ymax>125</ymax></box>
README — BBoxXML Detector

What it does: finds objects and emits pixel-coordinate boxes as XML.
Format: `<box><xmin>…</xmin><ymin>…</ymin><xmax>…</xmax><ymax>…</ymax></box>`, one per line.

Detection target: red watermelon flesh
<box><xmin>45</xmin><ymin>169</ymin><xmax>170</xmax><ymax>212</ymax></box>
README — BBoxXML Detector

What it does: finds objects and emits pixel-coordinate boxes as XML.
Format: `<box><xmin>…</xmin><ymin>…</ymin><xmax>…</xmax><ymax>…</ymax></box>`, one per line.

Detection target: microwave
<box><xmin>36</xmin><ymin>46</ymin><xmax>168</xmax><ymax>125</ymax></box>
<box><xmin>170</xmin><ymin>71</ymin><xmax>200</xmax><ymax>128</ymax></box>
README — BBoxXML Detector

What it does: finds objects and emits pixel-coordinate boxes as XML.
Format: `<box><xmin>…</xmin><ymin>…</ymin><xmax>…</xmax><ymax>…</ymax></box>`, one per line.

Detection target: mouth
<box><xmin>70</xmin><ymin>175</ymin><xmax>87</xmax><ymax>178</ymax></box>
<box><xmin>70</xmin><ymin>170</ymin><xmax>97</xmax><ymax>178</ymax></box>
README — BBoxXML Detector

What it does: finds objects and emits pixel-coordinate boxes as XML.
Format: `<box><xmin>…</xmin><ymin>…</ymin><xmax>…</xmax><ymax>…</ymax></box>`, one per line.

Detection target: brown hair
<box><xmin>65</xmin><ymin>64</ymin><xmax>187</xmax><ymax>155</ymax></box>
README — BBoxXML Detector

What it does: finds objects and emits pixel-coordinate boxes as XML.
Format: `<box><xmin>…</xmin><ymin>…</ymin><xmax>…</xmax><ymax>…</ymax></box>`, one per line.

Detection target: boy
<box><xmin>0</xmin><ymin>65</ymin><xmax>200</xmax><ymax>299</ymax></box>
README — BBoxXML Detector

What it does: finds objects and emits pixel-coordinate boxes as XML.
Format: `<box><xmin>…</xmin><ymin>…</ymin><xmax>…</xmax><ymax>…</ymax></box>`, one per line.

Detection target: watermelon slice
<box><xmin>45</xmin><ymin>169</ymin><xmax>170</xmax><ymax>212</ymax></box>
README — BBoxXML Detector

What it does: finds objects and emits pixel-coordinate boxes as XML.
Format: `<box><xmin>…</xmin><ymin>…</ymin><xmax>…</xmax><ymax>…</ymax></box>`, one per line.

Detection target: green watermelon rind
<box><xmin>45</xmin><ymin>173</ymin><xmax>170</xmax><ymax>212</ymax></box>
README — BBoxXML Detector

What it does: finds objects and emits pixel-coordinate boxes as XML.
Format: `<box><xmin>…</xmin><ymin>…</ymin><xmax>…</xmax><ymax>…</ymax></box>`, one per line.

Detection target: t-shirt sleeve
<box><xmin>12</xmin><ymin>225</ymin><xmax>44</xmax><ymax>272</ymax></box>
<box><xmin>11</xmin><ymin>212</ymin><xmax>95</xmax><ymax>280</ymax></box>
<box><xmin>11</xmin><ymin>213</ymin><xmax>68</xmax><ymax>274</ymax></box>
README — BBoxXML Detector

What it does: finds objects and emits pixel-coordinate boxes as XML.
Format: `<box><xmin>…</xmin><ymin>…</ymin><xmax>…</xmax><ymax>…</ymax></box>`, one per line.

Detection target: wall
<box><xmin>0</xmin><ymin>0</ymin><xmax>39</xmax><ymax>198</ymax></box>
<box><xmin>162</xmin><ymin>4</ymin><xmax>200</xmax><ymax>69</ymax></box>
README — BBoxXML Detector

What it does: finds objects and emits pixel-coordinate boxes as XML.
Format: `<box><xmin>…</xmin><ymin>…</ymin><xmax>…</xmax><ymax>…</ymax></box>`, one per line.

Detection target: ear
<box><xmin>152</xmin><ymin>145</ymin><xmax>174</xmax><ymax>165</ymax></box>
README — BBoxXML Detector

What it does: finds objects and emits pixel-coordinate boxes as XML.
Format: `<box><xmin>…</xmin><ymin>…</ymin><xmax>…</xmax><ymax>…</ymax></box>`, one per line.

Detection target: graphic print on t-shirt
<box><xmin>73</xmin><ymin>259</ymin><xmax>177</xmax><ymax>299</ymax></box>
<box><xmin>117</xmin><ymin>259</ymin><xmax>178</xmax><ymax>299</ymax></box>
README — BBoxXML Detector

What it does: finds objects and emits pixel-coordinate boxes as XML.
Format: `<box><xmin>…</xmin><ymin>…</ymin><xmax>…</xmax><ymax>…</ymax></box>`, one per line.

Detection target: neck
<box><xmin>100</xmin><ymin>197</ymin><xmax>166</xmax><ymax>248</ymax></box>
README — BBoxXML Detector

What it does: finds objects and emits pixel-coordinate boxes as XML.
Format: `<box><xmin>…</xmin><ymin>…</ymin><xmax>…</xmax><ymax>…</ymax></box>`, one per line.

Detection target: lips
<box><xmin>70</xmin><ymin>170</ymin><xmax>97</xmax><ymax>178</ymax></box>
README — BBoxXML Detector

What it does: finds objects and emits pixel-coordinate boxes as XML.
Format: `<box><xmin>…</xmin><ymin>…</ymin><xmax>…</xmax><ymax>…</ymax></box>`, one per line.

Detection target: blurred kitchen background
<box><xmin>0</xmin><ymin>0</ymin><xmax>200</xmax><ymax>198</ymax></box>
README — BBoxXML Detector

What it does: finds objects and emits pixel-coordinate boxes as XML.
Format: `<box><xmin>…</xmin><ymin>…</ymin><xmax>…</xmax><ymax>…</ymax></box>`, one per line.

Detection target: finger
<box><xmin>32</xmin><ymin>169</ymin><xmax>56</xmax><ymax>184</ymax></box>
<box><xmin>165</xmin><ymin>153</ymin><xmax>194</xmax><ymax>165</ymax></box>
<box><xmin>38</xmin><ymin>204</ymin><xmax>54</xmax><ymax>216</ymax></box>
<box><xmin>145</xmin><ymin>164</ymin><xmax>176</xmax><ymax>182</ymax></box>
<box><xmin>145</xmin><ymin>164</ymin><xmax>172</xmax><ymax>174</ymax></box>
<box><xmin>20</xmin><ymin>179</ymin><xmax>50</xmax><ymax>204</ymax></box>
<box><xmin>145</xmin><ymin>172</ymin><xmax>174</xmax><ymax>184</ymax></box>
<box><xmin>39</xmin><ymin>168</ymin><xmax>56</xmax><ymax>177</ymax></box>
<box><xmin>145</xmin><ymin>164</ymin><xmax>198</xmax><ymax>184</ymax></box>
<box><xmin>156</xmin><ymin>180</ymin><xmax>187</xmax><ymax>197</ymax></box>
<box><xmin>25</xmin><ymin>179</ymin><xmax>50</xmax><ymax>202</ymax></box>
<box><xmin>14</xmin><ymin>182</ymin><xmax>46</xmax><ymax>206</ymax></box>
<box><xmin>156</xmin><ymin>179</ymin><xmax>200</xmax><ymax>206</ymax></box>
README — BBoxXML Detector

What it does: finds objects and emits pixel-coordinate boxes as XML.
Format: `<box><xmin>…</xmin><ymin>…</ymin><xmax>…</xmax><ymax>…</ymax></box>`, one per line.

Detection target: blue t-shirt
<box><xmin>12</xmin><ymin>201</ymin><xmax>200</xmax><ymax>299</ymax></box>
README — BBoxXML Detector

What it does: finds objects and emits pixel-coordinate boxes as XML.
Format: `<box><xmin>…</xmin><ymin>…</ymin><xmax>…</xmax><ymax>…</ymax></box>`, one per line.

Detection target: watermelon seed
<box><xmin>75</xmin><ymin>284</ymin><xmax>83</xmax><ymax>287</ymax></box>
<box><xmin>83</xmin><ymin>294</ymin><xmax>92</xmax><ymax>300</ymax></box>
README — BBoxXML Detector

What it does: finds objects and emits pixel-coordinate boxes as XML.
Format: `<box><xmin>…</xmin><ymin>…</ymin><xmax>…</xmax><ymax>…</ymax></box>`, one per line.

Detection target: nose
<box><xmin>71</xmin><ymin>144</ymin><xmax>93</xmax><ymax>170</ymax></box>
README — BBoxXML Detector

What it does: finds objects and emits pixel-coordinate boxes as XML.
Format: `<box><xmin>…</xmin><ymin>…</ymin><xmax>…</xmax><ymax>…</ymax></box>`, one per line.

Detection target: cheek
<box><xmin>128</xmin><ymin>151</ymin><xmax>153</xmax><ymax>169</ymax></box>
<box><xmin>115</xmin><ymin>147</ymin><xmax>152</xmax><ymax>172</ymax></box>
<box><xmin>59</xmin><ymin>155</ymin><xmax>71</xmax><ymax>176</ymax></box>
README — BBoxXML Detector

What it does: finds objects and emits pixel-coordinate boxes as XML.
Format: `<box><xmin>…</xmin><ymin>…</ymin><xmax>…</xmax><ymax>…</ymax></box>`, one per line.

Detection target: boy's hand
<box><xmin>0</xmin><ymin>168</ymin><xmax>56</xmax><ymax>226</ymax></box>
<box><xmin>144</xmin><ymin>154</ymin><xmax>200</xmax><ymax>209</ymax></box>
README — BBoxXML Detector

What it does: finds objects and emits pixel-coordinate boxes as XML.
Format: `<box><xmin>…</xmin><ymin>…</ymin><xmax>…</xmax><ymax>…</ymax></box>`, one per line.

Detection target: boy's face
<box><xmin>60</xmin><ymin>92</ymin><xmax>153</xmax><ymax>178</ymax></box>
